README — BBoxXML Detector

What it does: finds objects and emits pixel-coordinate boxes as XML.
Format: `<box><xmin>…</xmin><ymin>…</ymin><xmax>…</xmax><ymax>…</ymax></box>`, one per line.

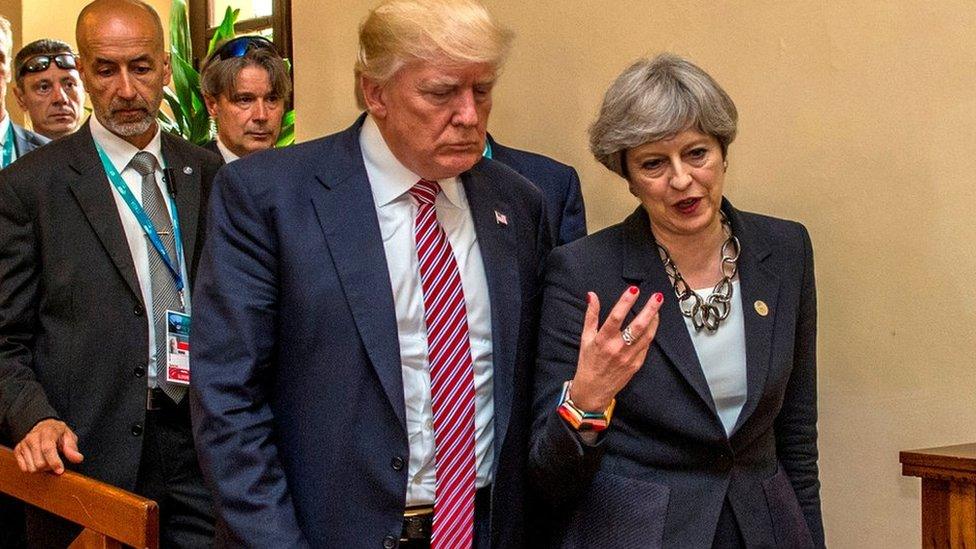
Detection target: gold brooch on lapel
<box><xmin>754</xmin><ymin>300</ymin><xmax>769</xmax><ymax>317</ymax></box>
<box><xmin>183</xmin><ymin>166</ymin><xmax>193</xmax><ymax>175</ymax></box>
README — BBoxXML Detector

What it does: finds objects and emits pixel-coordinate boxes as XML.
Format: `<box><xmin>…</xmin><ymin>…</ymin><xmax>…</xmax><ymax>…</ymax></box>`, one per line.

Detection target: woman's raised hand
<box><xmin>569</xmin><ymin>286</ymin><xmax>664</xmax><ymax>412</ymax></box>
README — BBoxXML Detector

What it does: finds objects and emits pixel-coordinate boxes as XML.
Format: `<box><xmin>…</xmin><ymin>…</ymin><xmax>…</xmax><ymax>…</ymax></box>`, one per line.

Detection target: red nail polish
<box><xmin>586</xmin><ymin>292</ymin><xmax>593</xmax><ymax>304</ymax></box>
<box><xmin>654</xmin><ymin>292</ymin><xmax>664</xmax><ymax>303</ymax></box>
<box><xmin>628</xmin><ymin>286</ymin><xmax>639</xmax><ymax>295</ymax></box>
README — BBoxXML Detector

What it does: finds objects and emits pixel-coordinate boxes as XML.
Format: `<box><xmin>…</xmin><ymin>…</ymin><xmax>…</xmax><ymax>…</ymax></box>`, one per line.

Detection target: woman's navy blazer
<box><xmin>529</xmin><ymin>200</ymin><xmax>824</xmax><ymax>548</ymax></box>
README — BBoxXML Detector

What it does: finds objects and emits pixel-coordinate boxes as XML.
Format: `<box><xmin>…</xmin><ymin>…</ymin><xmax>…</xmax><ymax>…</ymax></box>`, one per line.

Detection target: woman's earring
<box><xmin>723</xmin><ymin>160</ymin><xmax>729</xmax><ymax>172</ymax></box>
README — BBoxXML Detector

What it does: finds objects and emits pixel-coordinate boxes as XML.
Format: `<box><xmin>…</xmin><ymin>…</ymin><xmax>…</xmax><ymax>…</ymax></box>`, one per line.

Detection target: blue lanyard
<box><xmin>482</xmin><ymin>139</ymin><xmax>493</xmax><ymax>160</ymax></box>
<box><xmin>1</xmin><ymin>124</ymin><xmax>15</xmax><ymax>168</ymax></box>
<box><xmin>94</xmin><ymin>142</ymin><xmax>185</xmax><ymax>293</ymax></box>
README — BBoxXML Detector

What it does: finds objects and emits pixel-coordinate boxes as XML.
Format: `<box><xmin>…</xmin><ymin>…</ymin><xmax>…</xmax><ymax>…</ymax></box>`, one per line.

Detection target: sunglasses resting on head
<box><xmin>16</xmin><ymin>53</ymin><xmax>77</xmax><ymax>78</ymax></box>
<box><xmin>208</xmin><ymin>35</ymin><xmax>279</xmax><ymax>64</ymax></box>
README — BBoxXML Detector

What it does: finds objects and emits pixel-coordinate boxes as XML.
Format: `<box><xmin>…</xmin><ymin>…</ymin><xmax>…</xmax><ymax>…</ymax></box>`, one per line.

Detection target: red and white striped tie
<box><xmin>410</xmin><ymin>179</ymin><xmax>476</xmax><ymax>549</ymax></box>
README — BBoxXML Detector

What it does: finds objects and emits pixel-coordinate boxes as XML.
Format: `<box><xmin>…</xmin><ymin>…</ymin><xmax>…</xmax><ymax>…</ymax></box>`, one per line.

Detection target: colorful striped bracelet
<box><xmin>556</xmin><ymin>380</ymin><xmax>615</xmax><ymax>432</ymax></box>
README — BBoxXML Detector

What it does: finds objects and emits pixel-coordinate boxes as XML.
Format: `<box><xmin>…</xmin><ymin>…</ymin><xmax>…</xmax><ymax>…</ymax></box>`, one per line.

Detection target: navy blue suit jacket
<box><xmin>190</xmin><ymin>117</ymin><xmax>551</xmax><ymax>547</ymax></box>
<box><xmin>7</xmin><ymin>121</ymin><xmax>49</xmax><ymax>164</ymax></box>
<box><xmin>529</xmin><ymin>202</ymin><xmax>824</xmax><ymax>548</ymax></box>
<box><xmin>488</xmin><ymin>136</ymin><xmax>586</xmax><ymax>246</ymax></box>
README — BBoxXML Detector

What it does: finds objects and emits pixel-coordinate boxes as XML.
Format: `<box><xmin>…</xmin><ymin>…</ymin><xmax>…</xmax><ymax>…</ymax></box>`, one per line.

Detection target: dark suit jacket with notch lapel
<box><xmin>488</xmin><ymin>135</ymin><xmax>586</xmax><ymax>246</ymax></box>
<box><xmin>0</xmin><ymin>121</ymin><xmax>222</xmax><ymax>490</ymax></box>
<box><xmin>202</xmin><ymin>139</ymin><xmax>221</xmax><ymax>158</ymax></box>
<box><xmin>529</xmin><ymin>201</ymin><xmax>824</xmax><ymax>548</ymax></box>
<box><xmin>0</xmin><ymin>122</ymin><xmax>49</xmax><ymax>549</ymax></box>
<box><xmin>189</xmin><ymin>115</ymin><xmax>551</xmax><ymax>547</ymax></box>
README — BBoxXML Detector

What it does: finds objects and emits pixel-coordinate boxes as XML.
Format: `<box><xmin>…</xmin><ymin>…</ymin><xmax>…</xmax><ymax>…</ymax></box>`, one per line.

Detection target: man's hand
<box><xmin>14</xmin><ymin>419</ymin><xmax>84</xmax><ymax>475</ymax></box>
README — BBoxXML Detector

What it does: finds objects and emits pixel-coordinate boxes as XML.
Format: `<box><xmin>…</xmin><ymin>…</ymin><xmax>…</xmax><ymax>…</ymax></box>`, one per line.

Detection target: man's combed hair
<box><xmin>589</xmin><ymin>53</ymin><xmax>739</xmax><ymax>178</ymax></box>
<box><xmin>355</xmin><ymin>0</ymin><xmax>513</xmax><ymax>86</ymax></box>
<box><xmin>14</xmin><ymin>39</ymin><xmax>74</xmax><ymax>87</ymax></box>
<box><xmin>200</xmin><ymin>44</ymin><xmax>292</xmax><ymax>101</ymax></box>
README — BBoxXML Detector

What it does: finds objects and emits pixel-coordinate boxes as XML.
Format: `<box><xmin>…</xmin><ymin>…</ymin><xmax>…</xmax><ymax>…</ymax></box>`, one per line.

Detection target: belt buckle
<box><xmin>401</xmin><ymin>506</ymin><xmax>433</xmax><ymax>542</ymax></box>
<box><xmin>146</xmin><ymin>387</ymin><xmax>162</xmax><ymax>411</ymax></box>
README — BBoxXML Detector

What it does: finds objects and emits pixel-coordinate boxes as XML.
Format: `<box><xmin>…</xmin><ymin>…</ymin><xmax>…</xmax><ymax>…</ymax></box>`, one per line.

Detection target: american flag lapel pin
<box><xmin>494</xmin><ymin>210</ymin><xmax>508</xmax><ymax>226</ymax></box>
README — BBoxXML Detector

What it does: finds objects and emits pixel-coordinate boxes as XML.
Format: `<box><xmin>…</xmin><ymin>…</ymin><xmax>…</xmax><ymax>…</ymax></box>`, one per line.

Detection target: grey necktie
<box><xmin>129</xmin><ymin>151</ymin><xmax>186</xmax><ymax>404</ymax></box>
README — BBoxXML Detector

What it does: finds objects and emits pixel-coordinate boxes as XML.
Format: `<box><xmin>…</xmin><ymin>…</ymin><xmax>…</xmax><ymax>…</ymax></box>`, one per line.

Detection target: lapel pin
<box><xmin>494</xmin><ymin>210</ymin><xmax>508</xmax><ymax>226</ymax></box>
<box><xmin>754</xmin><ymin>300</ymin><xmax>769</xmax><ymax>317</ymax></box>
<box><xmin>183</xmin><ymin>166</ymin><xmax>193</xmax><ymax>175</ymax></box>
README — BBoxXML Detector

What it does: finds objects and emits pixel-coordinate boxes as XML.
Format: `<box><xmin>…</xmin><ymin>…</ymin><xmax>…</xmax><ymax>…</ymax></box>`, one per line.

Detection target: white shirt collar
<box><xmin>359</xmin><ymin>114</ymin><xmax>464</xmax><ymax>208</ymax></box>
<box><xmin>89</xmin><ymin>114</ymin><xmax>164</xmax><ymax>174</ymax></box>
<box><xmin>0</xmin><ymin>114</ymin><xmax>11</xmax><ymax>146</ymax></box>
<box><xmin>215</xmin><ymin>137</ymin><xmax>240</xmax><ymax>163</ymax></box>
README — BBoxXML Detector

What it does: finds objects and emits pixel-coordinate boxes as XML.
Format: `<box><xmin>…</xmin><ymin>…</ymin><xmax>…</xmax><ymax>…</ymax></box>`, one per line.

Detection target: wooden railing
<box><xmin>0</xmin><ymin>445</ymin><xmax>159</xmax><ymax>548</ymax></box>
<box><xmin>901</xmin><ymin>443</ymin><xmax>976</xmax><ymax>548</ymax></box>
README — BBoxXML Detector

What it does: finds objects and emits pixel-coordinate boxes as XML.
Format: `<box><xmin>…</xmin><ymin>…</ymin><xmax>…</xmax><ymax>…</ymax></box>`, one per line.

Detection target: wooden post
<box><xmin>0</xmin><ymin>446</ymin><xmax>159</xmax><ymax>549</ymax></box>
<box><xmin>901</xmin><ymin>443</ymin><xmax>976</xmax><ymax>548</ymax></box>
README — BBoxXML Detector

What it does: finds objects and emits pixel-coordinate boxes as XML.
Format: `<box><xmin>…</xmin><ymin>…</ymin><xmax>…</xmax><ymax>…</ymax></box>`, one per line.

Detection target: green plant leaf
<box><xmin>276</xmin><ymin>109</ymin><xmax>296</xmax><ymax>147</ymax></box>
<box><xmin>191</xmin><ymin>103</ymin><xmax>213</xmax><ymax>144</ymax></box>
<box><xmin>162</xmin><ymin>87</ymin><xmax>189</xmax><ymax>134</ymax></box>
<box><xmin>168</xmin><ymin>0</ymin><xmax>192</xmax><ymax>63</ymax></box>
<box><xmin>207</xmin><ymin>7</ymin><xmax>240</xmax><ymax>56</ymax></box>
<box><xmin>169</xmin><ymin>54</ymin><xmax>202</xmax><ymax>132</ymax></box>
<box><xmin>281</xmin><ymin>110</ymin><xmax>296</xmax><ymax>127</ymax></box>
<box><xmin>276</xmin><ymin>126</ymin><xmax>295</xmax><ymax>147</ymax></box>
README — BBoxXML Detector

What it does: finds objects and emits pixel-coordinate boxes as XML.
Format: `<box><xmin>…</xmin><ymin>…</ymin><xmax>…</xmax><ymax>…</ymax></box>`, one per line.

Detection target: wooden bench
<box><xmin>0</xmin><ymin>445</ymin><xmax>158</xmax><ymax>548</ymax></box>
<box><xmin>901</xmin><ymin>443</ymin><xmax>976</xmax><ymax>548</ymax></box>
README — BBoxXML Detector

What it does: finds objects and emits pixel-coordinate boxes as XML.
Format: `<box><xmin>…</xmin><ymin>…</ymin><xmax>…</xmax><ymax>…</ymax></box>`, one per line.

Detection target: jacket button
<box><xmin>133</xmin><ymin>366</ymin><xmax>145</xmax><ymax>378</ymax></box>
<box><xmin>133</xmin><ymin>304</ymin><xmax>144</xmax><ymax>316</ymax></box>
<box><xmin>382</xmin><ymin>534</ymin><xmax>397</xmax><ymax>549</ymax></box>
<box><xmin>131</xmin><ymin>422</ymin><xmax>143</xmax><ymax>436</ymax></box>
<box><xmin>716</xmin><ymin>450</ymin><xmax>733</xmax><ymax>471</ymax></box>
<box><xmin>391</xmin><ymin>456</ymin><xmax>405</xmax><ymax>471</ymax></box>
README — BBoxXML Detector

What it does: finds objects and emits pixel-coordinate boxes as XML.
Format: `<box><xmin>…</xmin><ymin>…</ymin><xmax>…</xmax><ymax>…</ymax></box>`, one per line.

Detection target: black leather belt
<box><xmin>400</xmin><ymin>485</ymin><xmax>491</xmax><ymax>542</ymax></box>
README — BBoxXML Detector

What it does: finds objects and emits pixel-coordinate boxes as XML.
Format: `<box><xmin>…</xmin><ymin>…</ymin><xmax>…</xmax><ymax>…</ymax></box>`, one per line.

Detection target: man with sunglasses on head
<box><xmin>0</xmin><ymin>1</ymin><xmax>220</xmax><ymax>546</ymax></box>
<box><xmin>0</xmin><ymin>16</ymin><xmax>50</xmax><ymax>170</ymax></box>
<box><xmin>200</xmin><ymin>35</ymin><xmax>290</xmax><ymax>164</ymax></box>
<box><xmin>13</xmin><ymin>39</ymin><xmax>86</xmax><ymax>141</ymax></box>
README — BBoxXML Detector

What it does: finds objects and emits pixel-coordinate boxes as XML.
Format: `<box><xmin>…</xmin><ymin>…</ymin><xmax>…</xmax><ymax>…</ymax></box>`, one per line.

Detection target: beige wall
<box><xmin>295</xmin><ymin>1</ymin><xmax>976</xmax><ymax>547</ymax></box>
<box><xmin>20</xmin><ymin>0</ymin><xmax>171</xmax><ymax>51</ymax></box>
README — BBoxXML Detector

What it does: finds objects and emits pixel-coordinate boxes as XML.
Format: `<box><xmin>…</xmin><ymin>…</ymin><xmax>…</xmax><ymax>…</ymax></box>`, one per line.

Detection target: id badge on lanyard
<box><xmin>166</xmin><ymin>311</ymin><xmax>191</xmax><ymax>384</ymax></box>
<box><xmin>95</xmin><ymin>142</ymin><xmax>192</xmax><ymax>380</ymax></box>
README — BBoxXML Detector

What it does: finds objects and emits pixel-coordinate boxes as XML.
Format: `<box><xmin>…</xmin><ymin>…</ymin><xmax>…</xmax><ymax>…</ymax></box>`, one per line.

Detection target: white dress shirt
<box><xmin>215</xmin><ymin>137</ymin><xmax>240</xmax><ymax>163</ymax></box>
<box><xmin>684</xmin><ymin>280</ymin><xmax>748</xmax><ymax>435</ymax></box>
<box><xmin>90</xmin><ymin>116</ymin><xmax>188</xmax><ymax>389</ymax></box>
<box><xmin>360</xmin><ymin>115</ymin><xmax>494</xmax><ymax>506</ymax></box>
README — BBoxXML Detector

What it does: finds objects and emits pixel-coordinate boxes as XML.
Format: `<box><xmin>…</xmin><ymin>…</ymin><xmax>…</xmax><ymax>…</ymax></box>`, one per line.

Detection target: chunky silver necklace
<box><xmin>656</xmin><ymin>213</ymin><xmax>741</xmax><ymax>332</ymax></box>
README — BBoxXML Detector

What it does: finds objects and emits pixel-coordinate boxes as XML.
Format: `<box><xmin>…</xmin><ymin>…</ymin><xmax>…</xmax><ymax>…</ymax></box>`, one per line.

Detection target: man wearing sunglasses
<box><xmin>0</xmin><ymin>1</ymin><xmax>220</xmax><ymax>546</ymax></box>
<box><xmin>200</xmin><ymin>35</ymin><xmax>290</xmax><ymax>163</ymax></box>
<box><xmin>12</xmin><ymin>40</ymin><xmax>86</xmax><ymax>141</ymax></box>
<box><xmin>0</xmin><ymin>16</ymin><xmax>50</xmax><ymax>170</ymax></box>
